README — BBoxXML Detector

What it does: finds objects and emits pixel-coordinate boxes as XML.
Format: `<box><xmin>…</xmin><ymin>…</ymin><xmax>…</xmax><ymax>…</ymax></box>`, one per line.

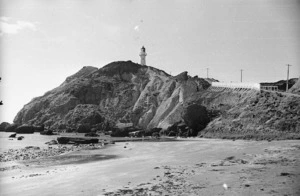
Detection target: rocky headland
<box><xmin>2</xmin><ymin>61</ymin><xmax>299</xmax><ymax>140</ymax></box>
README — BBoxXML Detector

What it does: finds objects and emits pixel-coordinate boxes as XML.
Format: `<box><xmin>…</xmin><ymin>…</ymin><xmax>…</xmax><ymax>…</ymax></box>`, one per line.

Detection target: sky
<box><xmin>0</xmin><ymin>0</ymin><xmax>300</xmax><ymax>123</ymax></box>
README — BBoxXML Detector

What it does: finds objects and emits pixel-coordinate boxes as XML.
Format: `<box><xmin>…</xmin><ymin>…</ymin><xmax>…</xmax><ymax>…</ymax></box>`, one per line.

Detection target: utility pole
<box><xmin>240</xmin><ymin>69</ymin><xmax>243</xmax><ymax>82</ymax></box>
<box><xmin>206</xmin><ymin>68</ymin><xmax>209</xmax><ymax>78</ymax></box>
<box><xmin>286</xmin><ymin>64</ymin><xmax>292</xmax><ymax>92</ymax></box>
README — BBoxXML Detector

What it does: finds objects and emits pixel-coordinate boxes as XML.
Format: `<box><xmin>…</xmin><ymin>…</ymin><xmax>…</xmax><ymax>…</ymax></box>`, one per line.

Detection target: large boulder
<box><xmin>165</xmin><ymin>121</ymin><xmax>189</xmax><ymax>137</ymax></box>
<box><xmin>45</xmin><ymin>140</ymin><xmax>58</xmax><ymax>145</ymax></box>
<box><xmin>9</xmin><ymin>133</ymin><xmax>17</xmax><ymax>138</ymax></box>
<box><xmin>144</xmin><ymin>127</ymin><xmax>162</xmax><ymax>137</ymax></box>
<box><xmin>76</xmin><ymin>124</ymin><xmax>91</xmax><ymax>133</ymax></box>
<box><xmin>110</xmin><ymin>126</ymin><xmax>141</xmax><ymax>137</ymax></box>
<box><xmin>57</xmin><ymin>137</ymin><xmax>99</xmax><ymax>144</ymax></box>
<box><xmin>40</xmin><ymin>130</ymin><xmax>55</xmax><ymax>135</ymax></box>
<box><xmin>5</xmin><ymin>124</ymin><xmax>19</xmax><ymax>132</ymax></box>
<box><xmin>0</xmin><ymin>122</ymin><xmax>10</xmax><ymax>132</ymax></box>
<box><xmin>15</xmin><ymin>125</ymin><xmax>35</xmax><ymax>134</ymax></box>
<box><xmin>84</xmin><ymin>132</ymin><xmax>99</xmax><ymax>137</ymax></box>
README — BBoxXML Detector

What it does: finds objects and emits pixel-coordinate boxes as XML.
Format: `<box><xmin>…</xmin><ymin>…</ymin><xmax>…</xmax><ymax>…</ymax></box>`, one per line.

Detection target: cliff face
<box><xmin>14</xmin><ymin>61</ymin><xmax>210</xmax><ymax>131</ymax></box>
<box><xmin>13</xmin><ymin>61</ymin><xmax>299</xmax><ymax>139</ymax></box>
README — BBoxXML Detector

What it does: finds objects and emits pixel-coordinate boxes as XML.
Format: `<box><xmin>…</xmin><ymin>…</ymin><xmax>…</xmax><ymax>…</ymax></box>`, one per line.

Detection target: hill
<box><xmin>13</xmin><ymin>61</ymin><xmax>210</xmax><ymax>132</ymax></box>
<box><xmin>11</xmin><ymin>61</ymin><xmax>300</xmax><ymax>139</ymax></box>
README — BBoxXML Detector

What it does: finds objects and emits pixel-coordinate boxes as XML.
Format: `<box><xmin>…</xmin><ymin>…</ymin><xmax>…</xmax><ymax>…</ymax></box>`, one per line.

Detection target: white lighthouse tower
<box><xmin>139</xmin><ymin>46</ymin><xmax>147</xmax><ymax>65</ymax></box>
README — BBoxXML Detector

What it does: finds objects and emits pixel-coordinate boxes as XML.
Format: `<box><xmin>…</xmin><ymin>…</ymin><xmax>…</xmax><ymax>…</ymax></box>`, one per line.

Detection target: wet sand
<box><xmin>0</xmin><ymin>139</ymin><xmax>300</xmax><ymax>196</ymax></box>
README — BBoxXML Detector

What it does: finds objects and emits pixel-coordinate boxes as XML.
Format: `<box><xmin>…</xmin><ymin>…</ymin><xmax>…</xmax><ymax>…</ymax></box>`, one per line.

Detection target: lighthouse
<box><xmin>139</xmin><ymin>46</ymin><xmax>147</xmax><ymax>65</ymax></box>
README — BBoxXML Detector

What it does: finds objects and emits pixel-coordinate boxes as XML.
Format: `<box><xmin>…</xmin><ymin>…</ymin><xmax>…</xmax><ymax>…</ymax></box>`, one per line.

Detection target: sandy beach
<box><xmin>0</xmin><ymin>138</ymin><xmax>299</xmax><ymax>196</ymax></box>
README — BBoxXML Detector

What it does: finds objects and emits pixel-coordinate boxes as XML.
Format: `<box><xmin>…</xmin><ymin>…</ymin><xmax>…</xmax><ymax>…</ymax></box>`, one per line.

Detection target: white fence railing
<box><xmin>211</xmin><ymin>82</ymin><xmax>261</xmax><ymax>91</ymax></box>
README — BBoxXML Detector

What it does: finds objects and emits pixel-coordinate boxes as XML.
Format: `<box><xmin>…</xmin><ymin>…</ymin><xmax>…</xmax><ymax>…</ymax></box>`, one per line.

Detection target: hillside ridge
<box><xmin>2</xmin><ymin>61</ymin><xmax>299</xmax><ymax>140</ymax></box>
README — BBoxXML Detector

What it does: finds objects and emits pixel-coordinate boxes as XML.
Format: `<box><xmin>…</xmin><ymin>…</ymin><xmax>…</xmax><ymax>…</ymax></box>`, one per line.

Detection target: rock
<box><xmin>0</xmin><ymin>122</ymin><xmax>10</xmax><ymax>132</ymax></box>
<box><xmin>40</xmin><ymin>130</ymin><xmax>54</xmax><ymax>135</ymax></box>
<box><xmin>9</xmin><ymin>133</ymin><xmax>17</xmax><ymax>138</ymax></box>
<box><xmin>84</xmin><ymin>132</ymin><xmax>99</xmax><ymax>137</ymax></box>
<box><xmin>17</xmin><ymin>136</ymin><xmax>24</xmax><ymax>140</ymax></box>
<box><xmin>12</xmin><ymin>61</ymin><xmax>210</xmax><ymax>133</ymax></box>
<box><xmin>25</xmin><ymin>146</ymin><xmax>40</xmax><ymax>150</ymax></box>
<box><xmin>152</xmin><ymin>132</ymin><xmax>160</xmax><ymax>138</ymax></box>
<box><xmin>165</xmin><ymin>121</ymin><xmax>190</xmax><ymax>137</ymax></box>
<box><xmin>111</xmin><ymin>126</ymin><xmax>141</xmax><ymax>137</ymax></box>
<box><xmin>45</xmin><ymin>140</ymin><xmax>58</xmax><ymax>145</ymax></box>
<box><xmin>76</xmin><ymin>124</ymin><xmax>91</xmax><ymax>133</ymax></box>
<box><xmin>174</xmin><ymin>71</ymin><xmax>189</xmax><ymax>82</ymax></box>
<box><xmin>10</xmin><ymin>60</ymin><xmax>299</xmax><ymax>140</ymax></box>
<box><xmin>56</xmin><ymin>137</ymin><xmax>69</xmax><ymax>144</ymax></box>
<box><xmin>33</xmin><ymin>125</ymin><xmax>45</xmax><ymax>132</ymax></box>
<box><xmin>57</xmin><ymin>137</ymin><xmax>99</xmax><ymax>144</ymax></box>
<box><xmin>15</xmin><ymin>125</ymin><xmax>35</xmax><ymax>134</ymax></box>
<box><xmin>5</xmin><ymin>124</ymin><xmax>19</xmax><ymax>132</ymax></box>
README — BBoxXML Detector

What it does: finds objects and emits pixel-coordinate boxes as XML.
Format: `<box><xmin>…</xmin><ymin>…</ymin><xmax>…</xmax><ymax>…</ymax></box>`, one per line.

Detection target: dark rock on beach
<box><xmin>57</xmin><ymin>137</ymin><xmax>99</xmax><ymax>144</ymax></box>
<box><xmin>17</xmin><ymin>136</ymin><xmax>24</xmax><ymax>140</ymax></box>
<box><xmin>9</xmin><ymin>133</ymin><xmax>17</xmax><ymax>138</ymax></box>
<box><xmin>84</xmin><ymin>132</ymin><xmax>100</xmax><ymax>137</ymax></box>
<box><xmin>45</xmin><ymin>140</ymin><xmax>58</xmax><ymax>145</ymax></box>
<box><xmin>15</xmin><ymin>125</ymin><xmax>35</xmax><ymax>134</ymax></box>
<box><xmin>40</xmin><ymin>130</ymin><xmax>55</xmax><ymax>135</ymax></box>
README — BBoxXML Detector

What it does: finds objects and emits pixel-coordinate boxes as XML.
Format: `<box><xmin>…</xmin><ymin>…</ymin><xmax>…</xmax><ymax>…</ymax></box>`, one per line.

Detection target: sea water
<box><xmin>0</xmin><ymin>132</ymin><xmax>58</xmax><ymax>152</ymax></box>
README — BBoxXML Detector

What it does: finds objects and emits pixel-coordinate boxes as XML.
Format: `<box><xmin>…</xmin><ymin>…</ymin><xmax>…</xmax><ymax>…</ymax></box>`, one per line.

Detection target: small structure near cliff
<box><xmin>211</xmin><ymin>82</ymin><xmax>260</xmax><ymax>91</ymax></box>
<box><xmin>139</xmin><ymin>46</ymin><xmax>147</xmax><ymax>65</ymax></box>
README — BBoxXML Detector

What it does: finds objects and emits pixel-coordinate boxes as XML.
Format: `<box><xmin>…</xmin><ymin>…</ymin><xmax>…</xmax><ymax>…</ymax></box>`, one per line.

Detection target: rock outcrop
<box><xmin>12</xmin><ymin>60</ymin><xmax>299</xmax><ymax>139</ymax></box>
<box><xmin>5</xmin><ymin>124</ymin><xmax>19</xmax><ymax>132</ymax></box>
<box><xmin>0</xmin><ymin>122</ymin><xmax>10</xmax><ymax>132</ymax></box>
<box><xmin>15</xmin><ymin>125</ymin><xmax>35</xmax><ymax>134</ymax></box>
<box><xmin>13</xmin><ymin>61</ymin><xmax>210</xmax><ymax>132</ymax></box>
<box><xmin>57</xmin><ymin>137</ymin><xmax>99</xmax><ymax>144</ymax></box>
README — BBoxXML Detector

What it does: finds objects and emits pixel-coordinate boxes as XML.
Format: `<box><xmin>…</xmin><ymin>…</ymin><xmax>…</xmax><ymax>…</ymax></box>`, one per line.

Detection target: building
<box><xmin>140</xmin><ymin>46</ymin><xmax>147</xmax><ymax>65</ymax></box>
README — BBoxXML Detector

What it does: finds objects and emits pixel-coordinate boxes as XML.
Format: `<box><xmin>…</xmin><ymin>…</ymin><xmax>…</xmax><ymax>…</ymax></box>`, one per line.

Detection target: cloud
<box><xmin>134</xmin><ymin>25</ymin><xmax>140</xmax><ymax>32</ymax></box>
<box><xmin>0</xmin><ymin>17</ymin><xmax>37</xmax><ymax>35</ymax></box>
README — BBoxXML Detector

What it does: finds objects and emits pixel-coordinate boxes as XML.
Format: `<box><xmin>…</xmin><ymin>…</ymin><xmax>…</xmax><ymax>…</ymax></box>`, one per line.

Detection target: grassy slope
<box><xmin>188</xmin><ymin>89</ymin><xmax>300</xmax><ymax>140</ymax></box>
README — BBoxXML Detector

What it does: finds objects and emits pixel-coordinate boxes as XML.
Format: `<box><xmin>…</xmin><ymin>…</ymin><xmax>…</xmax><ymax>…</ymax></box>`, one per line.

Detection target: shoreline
<box><xmin>0</xmin><ymin>139</ymin><xmax>300</xmax><ymax>195</ymax></box>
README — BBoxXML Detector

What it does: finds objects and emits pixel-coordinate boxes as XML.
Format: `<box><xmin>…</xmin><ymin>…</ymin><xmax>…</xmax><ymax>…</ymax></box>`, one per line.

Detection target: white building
<box><xmin>139</xmin><ymin>46</ymin><xmax>147</xmax><ymax>65</ymax></box>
